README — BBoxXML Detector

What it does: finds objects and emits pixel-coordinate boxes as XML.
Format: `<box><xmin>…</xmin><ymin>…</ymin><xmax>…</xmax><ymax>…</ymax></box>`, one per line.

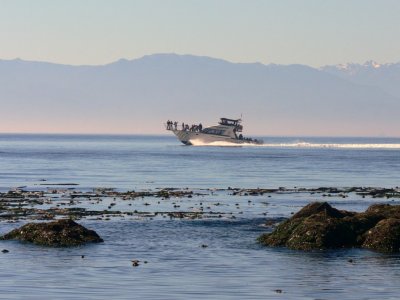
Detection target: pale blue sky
<box><xmin>0</xmin><ymin>0</ymin><xmax>400</xmax><ymax>66</ymax></box>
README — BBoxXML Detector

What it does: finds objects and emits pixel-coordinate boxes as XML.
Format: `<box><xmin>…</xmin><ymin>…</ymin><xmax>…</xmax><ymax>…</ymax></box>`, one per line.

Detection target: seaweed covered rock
<box><xmin>258</xmin><ymin>202</ymin><xmax>400</xmax><ymax>253</ymax></box>
<box><xmin>362</xmin><ymin>218</ymin><xmax>400</xmax><ymax>253</ymax></box>
<box><xmin>364</xmin><ymin>203</ymin><xmax>400</xmax><ymax>219</ymax></box>
<box><xmin>258</xmin><ymin>202</ymin><xmax>357</xmax><ymax>249</ymax></box>
<box><xmin>0</xmin><ymin>219</ymin><xmax>103</xmax><ymax>246</ymax></box>
<box><xmin>290</xmin><ymin>201</ymin><xmax>351</xmax><ymax>219</ymax></box>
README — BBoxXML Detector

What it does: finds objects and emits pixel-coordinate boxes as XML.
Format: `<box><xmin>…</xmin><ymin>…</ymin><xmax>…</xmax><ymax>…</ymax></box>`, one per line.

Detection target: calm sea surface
<box><xmin>1</xmin><ymin>134</ymin><xmax>400</xmax><ymax>299</ymax></box>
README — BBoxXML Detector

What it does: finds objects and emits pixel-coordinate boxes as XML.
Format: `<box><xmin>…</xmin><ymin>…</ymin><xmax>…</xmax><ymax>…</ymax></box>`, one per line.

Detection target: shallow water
<box><xmin>2</xmin><ymin>218</ymin><xmax>400</xmax><ymax>300</ymax></box>
<box><xmin>1</xmin><ymin>134</ymin><xmax>400</xmax><ymax>299</ymax></box>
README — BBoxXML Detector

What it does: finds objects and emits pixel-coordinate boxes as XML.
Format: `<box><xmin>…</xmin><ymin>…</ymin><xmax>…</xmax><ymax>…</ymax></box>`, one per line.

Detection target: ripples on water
<box><xmin>0</xmin><ymin>134</ymin><xmax>400</xmax><ymax>190</ymax></box>
<box><xmin>2</xmin><ymin>219</ymin><xmax>400</xmax><ymax>300</ymax></box>
<box><xmin>1</xmin><ymin>134</ymin><xmax>400</xmax><ymax>299</ymax></box>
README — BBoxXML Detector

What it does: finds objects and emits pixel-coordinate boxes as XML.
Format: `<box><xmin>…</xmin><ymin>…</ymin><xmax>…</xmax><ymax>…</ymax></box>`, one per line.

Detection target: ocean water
<box><xmin>1</xmin><ymin>134</ymin><xmax>400</xmax><ymax>299</ymax></box>
<box><xmin>1</xmin><ymin>134</ymin><xmax>400</xmax><ymax>191</ymax></box>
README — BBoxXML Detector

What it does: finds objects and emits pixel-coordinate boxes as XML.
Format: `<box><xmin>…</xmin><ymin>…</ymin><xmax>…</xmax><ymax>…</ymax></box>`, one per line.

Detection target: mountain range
<box><xmin>0</xmin><ymin>54</ymin><xmax>399</xmax><ymax>136</ymax></box>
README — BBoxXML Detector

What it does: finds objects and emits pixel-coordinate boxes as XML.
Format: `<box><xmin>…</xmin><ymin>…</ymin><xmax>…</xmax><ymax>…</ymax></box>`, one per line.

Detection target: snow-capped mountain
<box><xmin>321</xmin><ymin>61</ymin><xmax>400</xmax><ymax>98</ymax></box>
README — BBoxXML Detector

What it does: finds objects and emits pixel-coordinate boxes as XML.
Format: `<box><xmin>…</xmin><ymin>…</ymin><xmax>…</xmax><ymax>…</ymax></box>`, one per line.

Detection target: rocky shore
<box><xmin>1</xmin><ymin>186</ymin><xmax>400</xmax><ymax>249</ymax></box>
<box><xmin>258</xmin><ymin>202</ymin><xmax>400</xmax><ymax>253</ymax></box>
<box><xmin>0</xmin><ymin>186</ymin><xmax>399</xmax><ymax>222</ymax></box>
<box><xmin>0</xmin><ymin>219</ymin><xmax>103</xmax><ymax>246</ymax></box>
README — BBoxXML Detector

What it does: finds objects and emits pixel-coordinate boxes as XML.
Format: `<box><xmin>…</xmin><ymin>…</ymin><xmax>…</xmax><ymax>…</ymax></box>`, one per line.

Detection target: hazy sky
<box><xmin>1</xmin><ymin>0</ymin><xmax>400</xmax><ymax>67</ymax></box>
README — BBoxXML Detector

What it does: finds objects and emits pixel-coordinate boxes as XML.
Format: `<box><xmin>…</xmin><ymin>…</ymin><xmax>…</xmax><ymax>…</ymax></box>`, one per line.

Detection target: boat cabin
<box><xmin>218</xmin><ymin>118</ymin><xmax>243</xmax><ymax>132</ymax></box>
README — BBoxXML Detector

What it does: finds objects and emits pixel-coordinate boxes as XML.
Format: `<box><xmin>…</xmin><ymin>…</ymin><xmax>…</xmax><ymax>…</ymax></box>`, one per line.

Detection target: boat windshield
<box><xmin>202</xmin><ymin>128</ymin><xmax>224</xmax><ymax>135</ymax></box>
<box><xmin>219</xmin><ymin>118</ymin><xmax>241</xmax><ymax>126</ymax></box>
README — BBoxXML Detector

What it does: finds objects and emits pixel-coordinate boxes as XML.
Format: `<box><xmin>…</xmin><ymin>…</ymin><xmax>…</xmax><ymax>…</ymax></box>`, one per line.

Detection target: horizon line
<box><xmin>1</xmin><ymin>53</ymin><xmax>398</xmax><ymax>69</ymax></box>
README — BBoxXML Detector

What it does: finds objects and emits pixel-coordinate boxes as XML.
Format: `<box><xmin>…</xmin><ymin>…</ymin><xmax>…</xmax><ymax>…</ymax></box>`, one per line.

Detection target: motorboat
<box><xmin>165</xmin><ymin>118</ymin><xmax>263</xmax><ymax>145</ymax></box>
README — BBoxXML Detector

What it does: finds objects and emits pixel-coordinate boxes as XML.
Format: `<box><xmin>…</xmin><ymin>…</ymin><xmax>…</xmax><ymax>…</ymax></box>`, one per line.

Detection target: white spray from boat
<box><xmin>189</xmin><ymin>140</ymin><xmax>400</xmax><ymax>149</ymax></box>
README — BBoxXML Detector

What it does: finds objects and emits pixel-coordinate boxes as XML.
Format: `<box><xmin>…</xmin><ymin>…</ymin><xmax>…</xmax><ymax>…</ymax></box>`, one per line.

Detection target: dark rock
<box><xmin>0</xmin><ymin>219</ymin><xmax>103</xmax><ymax>247</ymax></box>
<box><xmin>291</xmin><ymin>202</ymin><xmax>351</xmax><ymax>219</ymax></box>
<box><xmin>258</xmin><ymin>202</ymin><xmax>400</xmax><ymax>253</ymax></box>
<box><xmin>362</xmin><ymin>218</ymin><xmax>400</xmax><ymax>253</ymax></box>
<box><xmin>365</xmin><ymin>203</ymin><xmax>400</xmax><ymax>218</ymax></box>
<box><xmin>357</xmin><ymin>188</ymin><xmax>400</xmax><ymax>198</ymax></box>
<box><xmin>1</xmin><ymin>249</ymin><xmax>9</xmax><ymax>253</ymax></box>
<box><xmin>258</xmin><ymin>203</ymin><xmax>356</xmax><ymax>249</ymax></box>
<box><xmin>285</xmin><ymin>214</ymin><xmax>355</xmax><ymax>250</ymax></box>
<box><xmin>131</xmin><ymin>259</ymin><xmax>140</xmax><ymax>267</ymax></box>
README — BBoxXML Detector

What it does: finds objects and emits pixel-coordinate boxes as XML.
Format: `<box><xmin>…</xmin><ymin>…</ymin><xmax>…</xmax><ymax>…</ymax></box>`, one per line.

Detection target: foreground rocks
<box><xmin>258</xmin><ymin>202</ymin><xmax>400</xmax><ymax>253</ymax></box>
<box><xmin>0</xmin><ymin>219</ymin><xmax>103</xmax><ymax>246</ymax></box>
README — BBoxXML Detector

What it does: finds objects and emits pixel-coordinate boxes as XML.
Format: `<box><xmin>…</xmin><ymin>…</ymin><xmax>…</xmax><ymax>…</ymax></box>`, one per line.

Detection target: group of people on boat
<box><xmin>166</xmin><ymin>120</ymin><xmax>178</xmax><ymax>130</ymax></box>
<box><xmin>183</xmin><ymin>122</ymin><xmax>203</xmax><ymax>132</ymax></box>
<box><xmin>238</xmin><ymin>134</ymin><xmax>258</xmax><ymax>143</ymax></box>
<box><xmin>166</xmin><ymin>120</ymin><xmax>203</xmax><ymax>132</ymax></box>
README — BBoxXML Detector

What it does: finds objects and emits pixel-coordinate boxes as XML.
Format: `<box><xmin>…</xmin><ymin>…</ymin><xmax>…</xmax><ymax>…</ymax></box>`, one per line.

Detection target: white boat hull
<box><xmin>172</xmin><ymin>130</ymin><xmax>258</xmax><ymax>145</ymax></box>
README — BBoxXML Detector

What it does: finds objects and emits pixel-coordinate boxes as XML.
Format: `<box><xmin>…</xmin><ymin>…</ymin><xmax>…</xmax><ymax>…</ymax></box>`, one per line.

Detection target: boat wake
<box><xmin>190</xmin><ymin>139</ymin><xmax>400</xmax><ymax>149</ymax></box>
<box><xmin>254</xmin><ymin>142</ymin><xmax>400</xmax><ymax>149</ymax></box>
